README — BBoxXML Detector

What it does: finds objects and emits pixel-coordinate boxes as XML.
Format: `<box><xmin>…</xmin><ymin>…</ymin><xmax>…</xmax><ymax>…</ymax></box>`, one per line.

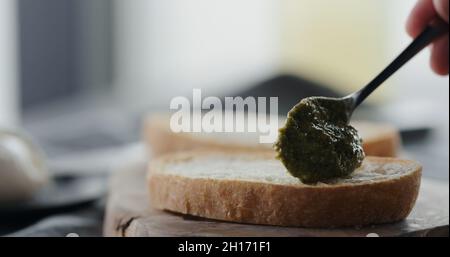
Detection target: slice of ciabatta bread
<box><xmin>148</xmin><ymin>151</ymin><xmax>421</xmax><ymax>228</ymax></box>
<box><xmin>143</xmin><ymin>113</ymin><xmax>401</xmax><ymax>157</ymax></box>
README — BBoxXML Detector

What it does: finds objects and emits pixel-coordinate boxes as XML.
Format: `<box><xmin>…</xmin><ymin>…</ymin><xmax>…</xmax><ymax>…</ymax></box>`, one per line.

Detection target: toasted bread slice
<box><xmin>148</xmin><ymin>151</ymin><xmax>421</xmax><ymax>228</ymax></box>
<box><xmin>143</xmin><ymin>114</ymin><xmax>401</xmax><ymax>157</ymax></box>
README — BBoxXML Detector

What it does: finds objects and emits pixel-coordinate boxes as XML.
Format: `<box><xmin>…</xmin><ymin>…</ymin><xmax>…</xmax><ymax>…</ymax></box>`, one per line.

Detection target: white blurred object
<box><xmin>0</xmin><ymin>130</ymin><xmax>49</xmax><ymax>204</ymax></box>
<box><xmin>0</xmin><ymin>0</ymin><xmax>19</xmax><ymax>128</ymax></box>
<box><xmin>48</xmin><ymin>142</ymin><xmax>147</xmax><ymax>176</ymax></box>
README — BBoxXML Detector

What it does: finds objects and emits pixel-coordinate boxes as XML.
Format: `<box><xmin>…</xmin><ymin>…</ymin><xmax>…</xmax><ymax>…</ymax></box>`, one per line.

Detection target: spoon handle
<box><xmin>353</xmin><ymin>20</ymin><xmax>448</xmax><ymax>108</ymax></box>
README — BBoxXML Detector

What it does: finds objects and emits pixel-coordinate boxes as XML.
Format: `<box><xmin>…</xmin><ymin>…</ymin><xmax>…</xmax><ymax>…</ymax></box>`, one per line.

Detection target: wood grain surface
<box><xmin>103</xmin><ymin>161</ymin><xmax>449</xmax><ymax>237</ymax></box>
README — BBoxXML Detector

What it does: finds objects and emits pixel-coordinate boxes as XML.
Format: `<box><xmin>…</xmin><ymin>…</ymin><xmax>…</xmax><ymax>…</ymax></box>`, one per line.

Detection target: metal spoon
<box><xmin>326</xmin><ymin>20</ymin><xmax>449</xmax><ymax>122</ymax></box>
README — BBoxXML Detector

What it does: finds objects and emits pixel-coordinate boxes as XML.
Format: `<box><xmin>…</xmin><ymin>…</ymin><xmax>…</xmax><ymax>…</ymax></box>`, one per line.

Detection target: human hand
<box><xmin>407</xmin><ymin>0</ymin><xmax>449</xmax><ymax>75</ymax></box>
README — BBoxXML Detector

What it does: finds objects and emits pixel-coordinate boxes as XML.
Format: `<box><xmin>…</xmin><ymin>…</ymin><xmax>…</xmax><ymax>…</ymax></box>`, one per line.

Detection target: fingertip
<box><xmin>406</xmin><ymin>0</ymin><xmax>437</xmax><ymax>37</ymax></box>
<box><xmin>406</xmin><ymin>24</ymin><xmax>420</xmax><ymax>38</ymax></box>
<box><xmin>431</xmin><ymin>63</ymin><xmax>449</xmax><ymax>76</ymax></box>
<box><xmin>406</xmin><ymin>17</ymin><xmax>418</xmax><ymax>37</ymax></box>
<box><xmin>406</xmin><ymin>10</ymin><xmax>421</xmax><ymax>37</ymax></box>
<box><xmin>430</xmin><ymin>36</ymin><xmax>449</xmax><ymax>75</ymax></box>
<box><xmin>433</xmin><ymin>0</ymin><xmax>449</xmax><ymax>23</ymax></box>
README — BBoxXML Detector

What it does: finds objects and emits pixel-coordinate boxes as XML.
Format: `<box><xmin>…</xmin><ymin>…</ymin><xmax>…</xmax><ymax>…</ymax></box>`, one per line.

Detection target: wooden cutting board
<box><xmin>103</xmin><ymin>161</ymin><xmax>449</xmax><ymax>237</ymax></box>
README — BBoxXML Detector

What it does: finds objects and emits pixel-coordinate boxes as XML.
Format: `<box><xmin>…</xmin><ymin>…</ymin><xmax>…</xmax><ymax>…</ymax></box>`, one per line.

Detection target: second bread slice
<box><xmin>144</xmin><ymin>114</ymin><xmax>401</xmax><ymax>157</ymax></box>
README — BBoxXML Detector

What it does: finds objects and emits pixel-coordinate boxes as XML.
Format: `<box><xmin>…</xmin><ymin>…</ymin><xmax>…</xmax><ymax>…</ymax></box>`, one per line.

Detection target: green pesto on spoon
<box><xmin>275</xmin><ymin>21</ymin><xmax>448</xmax><ymax>184</ymax></box>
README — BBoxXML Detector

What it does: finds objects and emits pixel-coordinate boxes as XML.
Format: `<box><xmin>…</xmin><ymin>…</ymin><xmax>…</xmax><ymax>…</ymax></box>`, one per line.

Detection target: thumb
<box><xmin>433</xmin><ymin>0</ymin><xmax>449</xmax><ymax>23</ymax></box>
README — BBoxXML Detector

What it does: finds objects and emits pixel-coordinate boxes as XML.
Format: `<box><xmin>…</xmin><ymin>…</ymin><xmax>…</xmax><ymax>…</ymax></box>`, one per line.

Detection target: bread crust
<box><xmin>143</xmin><ymin>115</ymin><xmax>401</xmax><ymax>157</ymax></box>
<box><xmin>148</xmin><ymin>152</ymin><xmax>421</xmax><ymax>228</ymax></box>
<box><xmin>144</xmin><ymin>117</ymin><xmax>263</xmax><ymax>156</ymax></box>
<box><xmin>355</xmin><ymin>122</ymin><xmax>401</xmax><ymax>157</ymax></box>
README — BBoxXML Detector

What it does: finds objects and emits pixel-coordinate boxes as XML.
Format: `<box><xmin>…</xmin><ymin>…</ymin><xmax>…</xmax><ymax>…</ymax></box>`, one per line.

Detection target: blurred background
<box><xmin>0</xmin><ymin>0</ymin><xmax>448</xmax><ymax>235</ymax></box>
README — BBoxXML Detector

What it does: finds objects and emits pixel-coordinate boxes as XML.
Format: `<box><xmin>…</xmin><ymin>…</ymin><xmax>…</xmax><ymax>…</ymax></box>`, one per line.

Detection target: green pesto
<box><xmin>274</xmin><ymin>97</ymin><xmax>365</xmax><ymax>184</ymax></box>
